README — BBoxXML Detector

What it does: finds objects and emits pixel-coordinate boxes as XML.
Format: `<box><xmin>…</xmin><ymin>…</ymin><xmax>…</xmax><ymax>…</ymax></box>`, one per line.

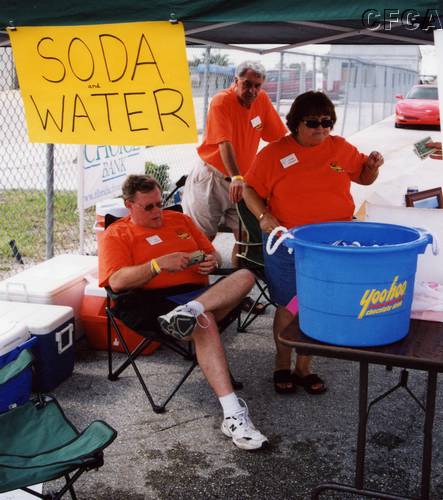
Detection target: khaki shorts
<box><xmin>182</xmin><ymin>161</ymin><xmax>239</xmax><ymax>239</ymax></box>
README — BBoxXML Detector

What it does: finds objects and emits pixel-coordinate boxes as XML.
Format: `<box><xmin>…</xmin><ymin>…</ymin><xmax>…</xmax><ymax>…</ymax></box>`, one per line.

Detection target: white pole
<box><xmin>77</xmin><ymin>145</ymin><xmax>85</xmax><ymax>254</ymax></box>
<box><xmin>434</xmin><ymin>30</ymin><xmax>443</xmax><ymax>151</ymax></box>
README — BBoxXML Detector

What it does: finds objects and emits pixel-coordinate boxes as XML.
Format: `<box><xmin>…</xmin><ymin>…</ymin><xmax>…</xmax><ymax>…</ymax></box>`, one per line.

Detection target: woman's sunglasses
<box><xmin>302</xmin><ymin>119</ymin><xmax>334</xmax><ymax>129</ymax></box>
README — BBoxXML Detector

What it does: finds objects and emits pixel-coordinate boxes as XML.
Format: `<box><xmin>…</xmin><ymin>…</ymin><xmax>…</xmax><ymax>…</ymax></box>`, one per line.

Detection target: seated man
<box><xmin>98</xmin><ymin>174</ymin><xmax>267</xmax><ymax>451</ymax></box>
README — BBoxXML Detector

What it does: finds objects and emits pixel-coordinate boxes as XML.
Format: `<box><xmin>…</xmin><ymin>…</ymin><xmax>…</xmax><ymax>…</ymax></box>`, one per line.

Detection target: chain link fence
<box><xmin>0</xmin><ymin>45</ymin><xmax>418</xmax><ymax>279</ymax></box>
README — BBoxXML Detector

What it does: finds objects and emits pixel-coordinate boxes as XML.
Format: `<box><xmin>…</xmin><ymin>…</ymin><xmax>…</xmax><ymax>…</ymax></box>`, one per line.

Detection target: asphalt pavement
<box><xmin>49</xmin><ymin>302</ymin><xmax>443</xmax><ymax>499</ymax></box>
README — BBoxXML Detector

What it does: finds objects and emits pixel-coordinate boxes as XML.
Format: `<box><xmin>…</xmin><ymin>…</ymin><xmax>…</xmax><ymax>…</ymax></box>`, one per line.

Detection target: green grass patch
<box><xmin>0</xmin><ymin>189</ymin><xmax>95</xmax><ymax>261</ymax></box>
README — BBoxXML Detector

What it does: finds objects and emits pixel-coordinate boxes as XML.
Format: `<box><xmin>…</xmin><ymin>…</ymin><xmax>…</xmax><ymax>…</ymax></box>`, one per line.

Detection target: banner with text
<box><xmin>79</xmin><ymin>145</ymin><xmax>144</xmax><ymax>209</ymax></box>
<box><xmin>9</xmin><ymin>21</ymin><xmax>197</xmax><ymax>146</ymax></box>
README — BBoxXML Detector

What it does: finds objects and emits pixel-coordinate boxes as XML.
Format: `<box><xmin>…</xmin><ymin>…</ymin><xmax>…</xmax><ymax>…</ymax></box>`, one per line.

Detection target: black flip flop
<box><xmin>241</xmin><ymin>296</ymin><xmax>266</xmax><ymax>315</ymax></box>
<box><xmin>273</xmin><ymin>370</ymin><xmax>297</xmax><ymax>394</ymax></box>
<box><xmin>293</xmin><ymin>373</ymin><xmax>327</xmax><ymax>395</ymax></box>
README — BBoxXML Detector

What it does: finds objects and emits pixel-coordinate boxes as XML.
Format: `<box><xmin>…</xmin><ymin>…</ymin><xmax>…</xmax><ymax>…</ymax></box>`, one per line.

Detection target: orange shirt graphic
<box><xmin>245</xmin><ymin>134</ymin><xmax>368</xmax><ymax>228</ymax></box>
<box><xmin>197</xmin><ymin>86</ymin><xmax>286</xmax><ymax>176</ymax></box>
<box><xmin>99</xmin><ymin>211</ymin><xmax>214</xmax><ymax>289</ymax></box>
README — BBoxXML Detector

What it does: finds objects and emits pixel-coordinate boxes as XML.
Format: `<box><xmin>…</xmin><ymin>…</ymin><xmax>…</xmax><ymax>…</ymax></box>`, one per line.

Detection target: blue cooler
<box><xmin>0</xmin><ymin>302</ymin><xmax>75</xmax><ymax>392</ymax></box>
<box><xmin>0</xmin><ymin>321</ymin><xmax>36</xmax><ymax>413</ymax></box>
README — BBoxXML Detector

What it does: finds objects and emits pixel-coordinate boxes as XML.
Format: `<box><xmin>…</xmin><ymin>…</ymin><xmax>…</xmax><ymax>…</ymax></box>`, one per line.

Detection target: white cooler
<box><xmin>0</xmin><ymin>301</ymin><xmax>75</xmax><ymax>392</ymax></box>
<box><xmin>0</xmin><ymin>254</ymin><xmax>98</xmax><ymax>338</ymax></box>
<box><xmin>94</xmin><ymin>198</ymin><xmax>128</xmax><ymax>253</ymax></box>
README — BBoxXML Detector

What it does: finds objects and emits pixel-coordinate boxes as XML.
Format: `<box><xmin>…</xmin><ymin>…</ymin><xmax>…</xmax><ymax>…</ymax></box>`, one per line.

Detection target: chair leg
<box><xmin>229</xmin><ymin>369</ymin><xmax>243</xmax><ymax>390</ymax></box>
<box><xmin>65</xmin><ymin>474</ymin><xmax>78</xmax><ymax>500</ymax></box>
<box><xmin>106</xmin><ymin>309</ymin><xmax>200</xmax><ymax>413</ymax></box>
<box><xmin>237</xmin><ymin>279</ymin><xmax>275</xmax><ymax>332</ymax></box>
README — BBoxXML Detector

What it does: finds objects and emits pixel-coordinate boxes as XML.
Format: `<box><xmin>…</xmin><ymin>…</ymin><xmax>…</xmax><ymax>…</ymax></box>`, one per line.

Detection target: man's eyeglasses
<box><xmin>302</xmin><ymin>119</ymin><xmax>334</xmax><ymax>129</ymax></box>
<box><xmin>237</xmin><ymin>78</ymin><xmax>262</xmax><ymax>90</ymax></box>
<box><xmin>132</xmin><ymin>200</ymin><xmax>163</xmax><ymax>211</ymax></box>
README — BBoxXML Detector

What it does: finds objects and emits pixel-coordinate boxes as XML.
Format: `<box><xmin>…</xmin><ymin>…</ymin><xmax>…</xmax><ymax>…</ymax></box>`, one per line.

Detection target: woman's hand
<box><xmin>358</xmin><ymin>151</ymin><xmax>384</xmax><ymax>185</ymax></box>
<box><xmin>196</xmin><ymin>253</ymin><xmax>218</xmax><ymax>275</ymax></box>
<box><xmin>259</xmin><ymin>212</ymin><xmax>280</xmax><ymax>233</ymax></box>
<box><xmin>366</xmin><ymin>151</ymin><xmax>384</xmax><ymax>171</ymax></box>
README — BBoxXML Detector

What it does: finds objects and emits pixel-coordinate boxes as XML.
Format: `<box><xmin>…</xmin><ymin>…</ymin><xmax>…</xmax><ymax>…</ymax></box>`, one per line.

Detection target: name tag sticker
<box><xmin>250</xmin><ymin>116</ymin><xmax>262</xmax><ymax>129</ymax></box>
<box><xmin>280</xmin><ymin>153</ymin><xmax>298</xmax><ymax>168</ymax></box>
<box><xmin>146</xmin><ymin>235</ymin><xmax>162</xmax><ymax>245</ymax></box>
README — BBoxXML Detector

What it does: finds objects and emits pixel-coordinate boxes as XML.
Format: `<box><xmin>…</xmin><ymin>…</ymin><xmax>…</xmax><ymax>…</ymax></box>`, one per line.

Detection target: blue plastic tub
<box><xmin>283</xmin><ymin>221</ymin><xmax>432</xmax><ymax>347</ymax></box>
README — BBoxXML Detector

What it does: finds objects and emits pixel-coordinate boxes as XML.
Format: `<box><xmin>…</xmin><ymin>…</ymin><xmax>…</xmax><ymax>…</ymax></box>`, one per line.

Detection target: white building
<box><xmin>326</xmin><ymin>45</ymin><xmax>420</xmax><ymax>102</ymax></box>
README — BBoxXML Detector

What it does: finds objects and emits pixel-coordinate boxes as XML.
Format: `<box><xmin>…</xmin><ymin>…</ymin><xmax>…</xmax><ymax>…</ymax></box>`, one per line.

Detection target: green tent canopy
<box><xmin>0</xmin><ymin>1</ymin><xmax>441</xmax><ymax>48</ymax></box>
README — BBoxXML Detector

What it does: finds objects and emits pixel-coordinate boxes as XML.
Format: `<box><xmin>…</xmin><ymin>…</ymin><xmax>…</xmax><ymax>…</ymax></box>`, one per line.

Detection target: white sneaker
<box><xmin>158</xmin><ymin>305</ymin><xmax>197</xmax><ymax>340</ymax></box>
<box><xmin>221</xmin><ymin>399</ymin><xmax>268</xmax><ymax>450</ymax></box>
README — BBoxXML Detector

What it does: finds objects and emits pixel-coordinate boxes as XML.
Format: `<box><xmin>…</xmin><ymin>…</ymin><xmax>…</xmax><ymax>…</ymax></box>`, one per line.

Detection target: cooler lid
<box><xmin>0</xmin><ymin>254</ymin><xmax>98</xmax><ymax>301</ymax></box>
<box><xmin>84</xmin><ymin>279</ymin><xmax>107</xmax><ymax>297</ymax></box>
<box><xmin>95</xmin><ymin>198</ymin><xmax>129</xmax><ymax>218</ymax></box>
<box><xmin>0</xmin><ymin>321</ymin><xmax>30</xmax><ymax>356</ymax></box>
<box><xmin>0</xmin><ymin>301</ymin><xmax>73</xmax><ymax>334</ymax></box>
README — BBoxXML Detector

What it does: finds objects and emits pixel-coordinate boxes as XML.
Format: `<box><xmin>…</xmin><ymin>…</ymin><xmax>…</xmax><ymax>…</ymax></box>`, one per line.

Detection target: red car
<box><xmin>395</xmin><ymin>84</ymin><xmax>440</xmax><ymax>128</ymax></box>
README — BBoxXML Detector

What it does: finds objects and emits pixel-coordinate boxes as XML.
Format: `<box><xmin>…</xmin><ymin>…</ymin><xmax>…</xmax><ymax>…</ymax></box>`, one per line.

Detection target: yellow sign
<box><xmin>9</xmin><ymin>21</ymin><xmax>197</xmax><ymax>145</ymax></box>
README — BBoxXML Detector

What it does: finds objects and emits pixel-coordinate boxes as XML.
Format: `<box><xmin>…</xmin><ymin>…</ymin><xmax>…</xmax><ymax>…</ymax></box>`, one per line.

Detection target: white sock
<box><xmin>219</xmin><ymin>393</ymin><xmax>242</xmax><ymax>418</ymax></box>
<box><xmin>186</xmin><ymin>300</ymin><xmax>204</xmax><ymax>317</ymax></box>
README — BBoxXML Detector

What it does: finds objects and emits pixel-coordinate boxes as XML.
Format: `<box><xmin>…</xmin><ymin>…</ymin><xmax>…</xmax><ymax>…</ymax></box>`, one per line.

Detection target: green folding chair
<box><xmin>0</xmin><ymin>394</ymin><xmax>117</xmax><ymax>499</ymax></box>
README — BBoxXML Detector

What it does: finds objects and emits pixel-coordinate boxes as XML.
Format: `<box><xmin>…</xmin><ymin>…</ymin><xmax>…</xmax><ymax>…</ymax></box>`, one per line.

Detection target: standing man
<box><xmin>182</xmin><ymin>61</ymin><xmax>287</xmax><ymax>251</ymax></box>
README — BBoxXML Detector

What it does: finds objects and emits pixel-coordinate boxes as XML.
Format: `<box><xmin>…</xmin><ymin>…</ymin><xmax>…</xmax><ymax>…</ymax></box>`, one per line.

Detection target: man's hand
<box><xmin>229</xmin><ymin>178</ymin><xmax>244</xmax><ymax>203</ymax></box>
<box><xmin>426</xmin><ymin>141</ymin><xmax>442</xmax><ymax>160</ymax></box>
<box><xmin>196</xmin><ymin>253</ymin><xmax>218</xmax><ymax>275</ymax></box>
<box><xmin>259</xmin><ymin>212</ymin><xmax>280</xmax><ymax>234</ymax></box>
<box><xmin>156</xmin><ymin>252</ymin><xmax>190</xmax><ymax>272</ymax></box>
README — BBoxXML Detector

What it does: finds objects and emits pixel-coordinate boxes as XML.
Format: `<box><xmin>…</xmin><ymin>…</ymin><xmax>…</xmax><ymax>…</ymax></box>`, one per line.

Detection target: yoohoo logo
<box><xmin>358</xmin><ymin>275</ymin><xmax>408</xmax><ymax>319</ymax></box>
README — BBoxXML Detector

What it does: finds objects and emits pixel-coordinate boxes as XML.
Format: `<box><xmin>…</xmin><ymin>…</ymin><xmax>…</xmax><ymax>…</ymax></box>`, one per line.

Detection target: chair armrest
<box><xmin>104</xmin><ymin>286</ymin><xmax>133</xmax><ymax>302</ymax></box>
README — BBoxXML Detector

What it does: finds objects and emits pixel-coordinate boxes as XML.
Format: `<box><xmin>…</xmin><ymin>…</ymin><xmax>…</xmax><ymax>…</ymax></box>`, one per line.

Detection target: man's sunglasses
<box><xmin>302</xmin><ymin>119</ymin><xmax>334</xmax><ymax>129</ymax></box>
<box><xmin>132</xmin><ymin>200</ymin><xmax>163</xmax><ymax>211</ymax></box>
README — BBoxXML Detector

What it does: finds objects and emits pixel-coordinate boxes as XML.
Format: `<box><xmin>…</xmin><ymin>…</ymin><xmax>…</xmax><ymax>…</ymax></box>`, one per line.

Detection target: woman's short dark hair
<box><xmin>122</xmin><ymin>175</ymin><xmax>161</xmax><ymax>201</ymax></box>
<box><xmin>286</xmin><ymin>91</ymin><xmax>337</xmax><ymax>135</ymax></box>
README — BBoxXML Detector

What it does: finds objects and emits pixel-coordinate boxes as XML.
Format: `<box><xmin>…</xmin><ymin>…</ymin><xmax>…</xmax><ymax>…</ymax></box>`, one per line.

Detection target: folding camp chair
<box><xmin>104</xmin><ymin>209</ymin><xmax>242</xmax><ymax>415</ymax></box>
<box><xmin>235</xmin><ymin>200</ymin><xmax>276</xmax><ymax>331</ymax></box>
<box><xmin>0</xmin><ymin>397</ymin><xmax>116</xmax><ymax>500</ymax></box>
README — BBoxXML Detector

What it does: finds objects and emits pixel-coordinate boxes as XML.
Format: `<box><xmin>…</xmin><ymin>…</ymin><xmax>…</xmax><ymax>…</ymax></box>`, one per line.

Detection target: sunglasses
<box><xmin>132</xmin><ymin>200</ymin><xmax>163</xmax><ymax>212</ymax></box>
<box><xmin>302</xmin><ymin>119</ymin><xmax>334</xmax><ymax>129</ymax></box>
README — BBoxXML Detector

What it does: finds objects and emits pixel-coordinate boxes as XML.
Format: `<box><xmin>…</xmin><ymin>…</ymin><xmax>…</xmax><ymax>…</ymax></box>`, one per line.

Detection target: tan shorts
<box><xmin>182</xmin><ymin>161</ymin><xmax>239</xmax><ymax>239</ymax></box>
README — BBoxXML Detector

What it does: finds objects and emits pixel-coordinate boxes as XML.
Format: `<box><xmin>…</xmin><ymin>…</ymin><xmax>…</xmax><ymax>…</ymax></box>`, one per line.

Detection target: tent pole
<box><xmin>45</xmin><ymin>144</ymin><xmax>54</xmax><ymax>259</ymax></box>
<box><xmin>357</xmin><ymin>62</ymin><xmax>363</xmax><ymax>132</ymax></box>
<box><xmin>313</xmin><ymin>55</ymin><xmax>317</xmax><ymax>91</ymax></box>
<box><xmin>77</xmin><ymin>145</ymin><xmax>85</xmax><ymax>255</ymax></box>
<box><xmin>340</xmin><ymin>59</ymin><xmax>351</xmax><ymax>136</ymax></box>
<box><xmin>276</xmin><ymin>52</ymin><xmax>284</xmax><ymax>113</ymax></box>
<box><xmin>202</xmin><ymin>46</ymin><xmax>211</xmax><ymax>133</ymax></box>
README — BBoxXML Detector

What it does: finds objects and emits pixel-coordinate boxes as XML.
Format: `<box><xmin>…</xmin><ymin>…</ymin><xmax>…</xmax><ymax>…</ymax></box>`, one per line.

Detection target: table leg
<box><xmin>355</xmin><ymin>360</ymin><xmax>369</xmax><ymax>489</ymax></box>
<box><xmin>421</xmin><ymin>369</ymin><xmax>437</xmax><ymax>500</ymax></box>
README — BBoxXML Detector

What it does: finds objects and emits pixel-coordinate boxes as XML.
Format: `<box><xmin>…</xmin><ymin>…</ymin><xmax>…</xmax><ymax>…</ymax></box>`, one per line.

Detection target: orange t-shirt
<box><xmin>197</xmin><ymin>86</ymin><xmax>287</xmax><ymax>176</ymax></box>
<box><xmin>99</xmin><ymin>211</ymin><xmax>214</xmax><ymax>289</ymax></box>
<box><xmin>245</xmin><ymin>134</ymin><xmax>368</xmax><ymax>228</ymax></box>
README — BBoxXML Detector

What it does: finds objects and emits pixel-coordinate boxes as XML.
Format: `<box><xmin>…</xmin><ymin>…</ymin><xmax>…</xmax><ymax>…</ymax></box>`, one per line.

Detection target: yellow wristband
<box><xmin>231</xmin><ymin>175</ymin><xmax>244</xmax><ymax>182</ymax></box>
<box><xmin>150</xmin><ymin>259</ymin><xmax>161</xmax><ymax>275</ymax></box>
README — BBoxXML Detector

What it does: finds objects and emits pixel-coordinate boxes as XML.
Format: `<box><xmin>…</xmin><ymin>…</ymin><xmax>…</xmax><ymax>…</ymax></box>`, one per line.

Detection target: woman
<box><xmin>244</xmin><ymin>91</ymin><xmax>384</xmax><ymax>394</ymax></box>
